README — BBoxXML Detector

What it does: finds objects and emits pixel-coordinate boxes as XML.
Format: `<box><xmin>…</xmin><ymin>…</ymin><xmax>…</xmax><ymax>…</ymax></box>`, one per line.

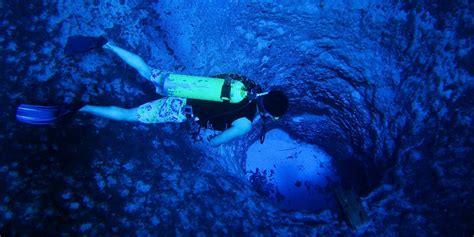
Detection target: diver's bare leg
<box><xmin>79</xmin><ymin>105</ymin><xmax>138</xmax><ymax>122</ymax></box>
<box><xmin>103</xmin><ymin>43</ymin><xmax>151</xmax><ymax>80</ymax></box>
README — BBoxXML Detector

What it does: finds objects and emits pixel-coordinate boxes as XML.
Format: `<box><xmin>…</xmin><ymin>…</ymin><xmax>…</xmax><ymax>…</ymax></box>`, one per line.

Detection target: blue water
<box><xmin>246</xmin><ymin>129</ymin><xmax>337</xmax><ymax>212</ymax></box>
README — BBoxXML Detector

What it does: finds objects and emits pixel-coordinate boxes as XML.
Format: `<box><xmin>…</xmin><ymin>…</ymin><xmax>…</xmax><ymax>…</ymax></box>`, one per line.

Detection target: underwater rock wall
<box><xmin>1</xmin><ymin>0</ymin><xmax>473</xmax><ymax>236</ymax></box>
<box><xmin>230</xmin><ymin>2</ymin><xmax>404</xmax><ymax>195</ymax></box>
<box><xmin>374</xmin><ymin>1</ymin><xmax>474</xmax><ymax>234</ymax></box>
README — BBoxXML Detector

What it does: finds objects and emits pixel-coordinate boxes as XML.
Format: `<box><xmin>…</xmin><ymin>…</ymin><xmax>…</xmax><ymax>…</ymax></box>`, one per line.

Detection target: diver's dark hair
<box><xmin>262</xmin><ymin>90</ymin><xmax>289</xmax><ymax>117</ymax></box>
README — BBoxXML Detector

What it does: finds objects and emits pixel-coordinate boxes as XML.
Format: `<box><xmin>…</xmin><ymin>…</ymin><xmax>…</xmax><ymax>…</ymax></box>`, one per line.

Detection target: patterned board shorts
<box><xmin>135</xmin><ymin>68</ymin><xmax>187</xmax><ymax>124</ymax></box>
<box><xmin>136</xmin><ymin>97</ymin><xmax>187</xmax><ymax>124</ymax></box>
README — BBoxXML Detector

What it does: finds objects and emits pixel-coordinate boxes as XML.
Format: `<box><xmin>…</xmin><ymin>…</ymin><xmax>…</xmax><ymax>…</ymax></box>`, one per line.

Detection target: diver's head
<box><xmin>261</xmin><ymin>90</ymin><xmax>289</xmax><ymax>119</ymax></box>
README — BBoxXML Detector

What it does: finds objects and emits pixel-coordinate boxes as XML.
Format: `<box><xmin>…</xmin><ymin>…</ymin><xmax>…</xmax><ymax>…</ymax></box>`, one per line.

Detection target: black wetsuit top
<box><xmin>186</xmin><ymin>98</ymin><xmax>257</xmax><ymax>131</ymax></box>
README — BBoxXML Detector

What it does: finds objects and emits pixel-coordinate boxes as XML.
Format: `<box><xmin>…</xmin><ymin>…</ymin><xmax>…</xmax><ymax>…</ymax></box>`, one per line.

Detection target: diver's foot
<box><xmin>102</xmin><ymin>42</ymin><xmax>113</xmax><ymax>50</ymax></box>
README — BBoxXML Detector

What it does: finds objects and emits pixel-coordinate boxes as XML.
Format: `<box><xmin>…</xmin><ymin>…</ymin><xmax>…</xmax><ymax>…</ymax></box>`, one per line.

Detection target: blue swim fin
<box><xmin>16</xmin><ymin>104</ymin><xmax>80</xmax><ymax>125</ymax></box>
<box><xmin>64</xmin><ymin>35</ymin><xmax>108</xmax><ymax>55</ymax></box>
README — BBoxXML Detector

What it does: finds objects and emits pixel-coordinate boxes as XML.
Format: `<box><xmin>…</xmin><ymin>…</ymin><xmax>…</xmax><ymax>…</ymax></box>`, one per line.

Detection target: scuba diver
<box><xmin>16</xmin><ymin>36</ymin><xmax>289</xmax><ymax>146</ymax></box>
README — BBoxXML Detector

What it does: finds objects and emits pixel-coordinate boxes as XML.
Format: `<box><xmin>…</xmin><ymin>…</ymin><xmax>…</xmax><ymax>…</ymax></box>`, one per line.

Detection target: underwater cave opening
<box><xmin>245</xmin><ymin>128</ymin><xmax>339</xmax><ymax>212</ymax></box>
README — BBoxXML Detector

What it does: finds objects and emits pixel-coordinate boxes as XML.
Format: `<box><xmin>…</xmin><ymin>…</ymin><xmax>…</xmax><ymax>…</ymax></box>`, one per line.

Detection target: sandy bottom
<box><xmin>246</xmin><ymin>129</ymin><xmax>337</xmax><ymax>211</ymax></box>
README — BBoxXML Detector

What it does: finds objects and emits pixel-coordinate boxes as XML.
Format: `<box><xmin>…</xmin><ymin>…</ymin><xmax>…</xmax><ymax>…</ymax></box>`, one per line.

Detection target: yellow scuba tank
<box><xmin>162</xmin><ymin>73</ymin><xmax>248</xmax><ymax>103</ymax></box>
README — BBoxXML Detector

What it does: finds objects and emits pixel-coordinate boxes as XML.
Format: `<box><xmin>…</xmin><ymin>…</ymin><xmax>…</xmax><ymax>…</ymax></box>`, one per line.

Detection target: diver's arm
<box><xmin>103</xmin><ymin>43</ymin><xmax>151</xmax><ymax>79</ymax></box>
<box><xmin>209</xmin><ymin>117</ymin><xmax>252</xmax><ymax>147</ymax></box>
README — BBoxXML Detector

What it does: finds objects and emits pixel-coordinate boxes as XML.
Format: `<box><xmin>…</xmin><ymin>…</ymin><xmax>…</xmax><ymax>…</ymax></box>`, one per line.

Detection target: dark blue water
<box><xmin>1</xmin><ymin>1</ymin><xmax>473</xmax><ymax>236</ymax></box>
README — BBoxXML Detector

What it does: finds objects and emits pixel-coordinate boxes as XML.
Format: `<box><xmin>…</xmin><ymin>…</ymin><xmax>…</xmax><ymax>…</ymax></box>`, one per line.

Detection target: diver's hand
<box><xmin>208</xmin><ymin>134</ymin><xmax>223</xmax><ymax>147</ymax></box>
<box><xmin>207</xmin><ymin>134</ymin><xmax>217</xmax><ymax>142</ymax></box>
